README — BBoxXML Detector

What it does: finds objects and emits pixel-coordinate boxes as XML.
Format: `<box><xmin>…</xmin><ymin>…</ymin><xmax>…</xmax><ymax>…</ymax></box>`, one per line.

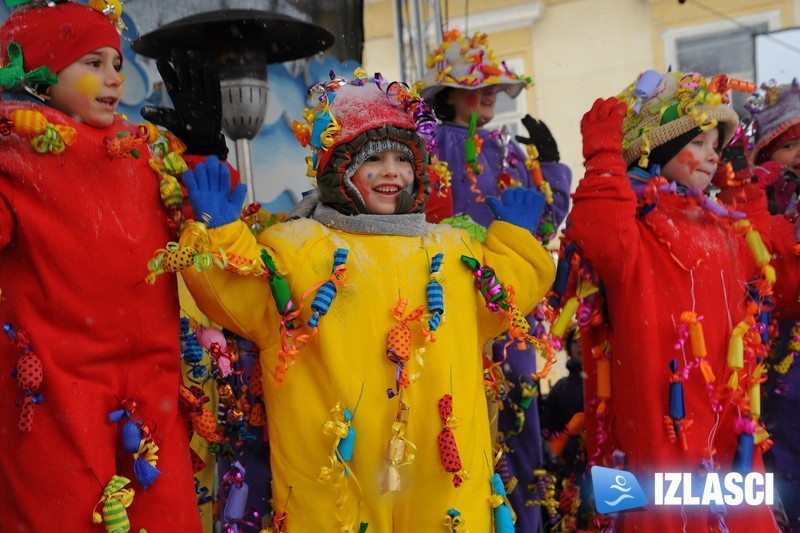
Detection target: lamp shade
<box><xmin>132</xmin><ymin>9</ymin><xmax>334</xmax><ymax>65</ymax></box>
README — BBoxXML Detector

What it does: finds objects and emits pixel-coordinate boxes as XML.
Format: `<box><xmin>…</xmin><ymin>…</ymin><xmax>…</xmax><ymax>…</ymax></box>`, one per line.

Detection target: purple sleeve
<box><xmin>540</xmin><ymin>160</ymin><xmax>573</xmax><ymax>228</ymax></box>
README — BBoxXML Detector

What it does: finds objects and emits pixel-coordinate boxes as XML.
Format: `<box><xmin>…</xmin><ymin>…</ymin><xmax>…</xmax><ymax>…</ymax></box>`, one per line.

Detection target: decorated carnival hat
<box><xmin>0</xmin><ymin>0</ymin><xmax>123</xmax><ymax>78</ymax></box>
<box><xmin>414</xmin><ymin>28</ymin><xmax>531</xmax><ymax>102</ymax></box>
<box><xmin>749</xmin><ymin>79</ymin><xmax>800</xmax><ymax>164</ymax></box>
<box><xmin>292</xmin><ymin>69</ymin><xmax>434</xmax><ymax>215</ymax></box>
<box><xmin>617</xmin><ymin>69</ymin><xmax>741</xmax><ymax>169</ymax></box>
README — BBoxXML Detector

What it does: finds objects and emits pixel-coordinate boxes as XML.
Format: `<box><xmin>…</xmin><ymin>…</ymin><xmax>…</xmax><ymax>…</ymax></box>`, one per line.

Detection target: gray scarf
<box><xmin>287</xmin><ymin>189</ymin><xmax>429</xmax><ymax>237</ymax></box>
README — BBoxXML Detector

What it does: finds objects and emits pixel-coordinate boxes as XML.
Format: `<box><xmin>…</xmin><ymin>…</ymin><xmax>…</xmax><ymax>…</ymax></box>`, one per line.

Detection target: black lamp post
<box><xmin>133</xmin><ymin>10</ymin><xmax>334</xmax><ymax>204</ymax></box>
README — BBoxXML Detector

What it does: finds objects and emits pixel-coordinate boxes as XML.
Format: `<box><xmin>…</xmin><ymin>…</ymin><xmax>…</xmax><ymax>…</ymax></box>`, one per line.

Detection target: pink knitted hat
<box><xmin>750</xmin><ymin>79</ymin><xmax>800</xmax><ymax>164</ymax></box>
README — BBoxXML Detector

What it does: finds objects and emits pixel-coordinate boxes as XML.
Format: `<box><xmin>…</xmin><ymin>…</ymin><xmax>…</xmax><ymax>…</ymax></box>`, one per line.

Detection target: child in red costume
<box><xmin>0</xmin><ymin>2</ymin><xmax>201</xmax><ymax>531</ymax></box>
<box><xmin>562</xmin><ymin>70</ymin><xmax>800</xmax><ymax>531</ymax></box>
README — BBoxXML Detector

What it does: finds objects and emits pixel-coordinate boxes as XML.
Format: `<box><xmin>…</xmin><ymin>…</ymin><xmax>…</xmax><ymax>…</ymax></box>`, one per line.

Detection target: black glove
<box><xmin>515</xmin><ymin>115</ymin><xmax>560</xmax><ymax>163</ymax></box>
<box><xmin>140</xmin><ymin>49</ymin><xmax>228</xmax><ymax>159</ymax></box>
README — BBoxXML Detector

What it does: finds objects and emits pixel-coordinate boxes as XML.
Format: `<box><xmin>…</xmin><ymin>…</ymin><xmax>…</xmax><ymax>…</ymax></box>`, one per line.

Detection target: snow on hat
<box><xmin>414</xmin><ymin>28</ymin><xmax>531</xmax><ymax>102</ymax></box>
<box><xmin>749</xmin><ymin>79</ymin><xmax>800</xmax><ymax>164</ymax></box>
<box><xmin>618</xmin><ymin>70</ymin><xmax>740</xmax><ymax>169</ymax></box>
<box><xmin>0</xmin><ymin>0</ymin><xmax>122</xmax><ymax>77</ymax></box>
<box><xmin>292</xmin><ymin>70</ymin><xmax>434</xmax><ymax>215</ymax></box>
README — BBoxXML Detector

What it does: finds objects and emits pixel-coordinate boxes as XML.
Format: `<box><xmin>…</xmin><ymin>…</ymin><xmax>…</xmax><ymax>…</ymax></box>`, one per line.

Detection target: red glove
<box><xmin>580</xmin><ymin>97</ymin><xmax>628</xmax><ymax>177</ymax></box>
<box><xmin>753</xmin><ymin>161</ymin><xmax>784</xmax><ymax>189</ymax></box>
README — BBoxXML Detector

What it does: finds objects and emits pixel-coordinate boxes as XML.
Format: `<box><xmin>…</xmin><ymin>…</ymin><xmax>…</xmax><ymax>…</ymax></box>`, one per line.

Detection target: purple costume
<box><xmin>433</xmin><ymin>122</ymin><xmax>572</xmax><ymax>229</ymax></box>
<box><xmin>433</xmin><ymin>121</ymin><xmax>572</xmax><ymax>532</ymax></box>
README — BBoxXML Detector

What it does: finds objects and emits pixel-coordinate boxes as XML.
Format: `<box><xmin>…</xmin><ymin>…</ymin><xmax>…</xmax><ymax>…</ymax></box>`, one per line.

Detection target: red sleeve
<box><xmin>720</xmin><ymin>183</ymin><xmax>800</xmax><ymax>319</ymax></box>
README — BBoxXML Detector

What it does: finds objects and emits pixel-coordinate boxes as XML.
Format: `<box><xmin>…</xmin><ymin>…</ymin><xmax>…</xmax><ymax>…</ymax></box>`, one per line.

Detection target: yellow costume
<box><xmin>178</xmin><ymin>73</ymin><xmax>554</xmax><ymax>532</ymax></box>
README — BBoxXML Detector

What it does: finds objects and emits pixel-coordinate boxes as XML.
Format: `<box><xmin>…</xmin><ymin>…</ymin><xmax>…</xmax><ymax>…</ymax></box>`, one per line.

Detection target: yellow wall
<box><xmin>364</xmin><ymin>0</ymin><xmax>797</xmax><ymax>187</ymax></box>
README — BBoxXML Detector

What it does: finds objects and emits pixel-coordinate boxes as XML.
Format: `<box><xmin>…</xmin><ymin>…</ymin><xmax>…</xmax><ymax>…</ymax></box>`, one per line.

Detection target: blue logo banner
<box><xmin>592</xmin><ymin>465</ymin><xmax>649</xmax><ymax>514</ymax></box>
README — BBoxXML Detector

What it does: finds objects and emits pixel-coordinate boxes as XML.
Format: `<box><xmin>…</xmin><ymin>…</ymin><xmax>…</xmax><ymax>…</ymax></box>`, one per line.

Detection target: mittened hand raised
<box><xmin>182</xmin><ymin>156</ymin><xmax>247</xmax><ymax>228</ymax></box>
<box><xmin>140</xmin><ymin>49</ymin><xmax>228</xmax><ymax>159</ymax></box>
<box><xmin>515</xmin><ymin>115</ymin><xmax>560</xmax><ymax>163</ymax></box>
<box><xmin>581</xmin><ymin>97</ymin><xmax>627</xmax><ymax>161</ymax></box>
<box><xmin>485</xmin><ymin>187</ymin><xmax>546</xmax><ymax>233</ymax></box>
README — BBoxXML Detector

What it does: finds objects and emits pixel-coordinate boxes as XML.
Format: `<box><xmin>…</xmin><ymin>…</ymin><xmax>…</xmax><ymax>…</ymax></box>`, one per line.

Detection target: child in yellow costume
<box><xmin>177</xmin><ymin>73</ymin><xmax>555</xmax><ymax>532</ymax></box>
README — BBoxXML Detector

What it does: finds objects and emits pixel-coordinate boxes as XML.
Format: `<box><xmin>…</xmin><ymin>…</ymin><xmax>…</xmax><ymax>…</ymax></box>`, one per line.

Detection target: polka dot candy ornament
<box><xmin>4</xmin><ymin>324</ymin><xmax>43</xmax><ymax>432</ymax></box>
<box><xmin>437</xmin><ymin>393</ymin><xmax>467</xmax><ymax>487</ymax></box>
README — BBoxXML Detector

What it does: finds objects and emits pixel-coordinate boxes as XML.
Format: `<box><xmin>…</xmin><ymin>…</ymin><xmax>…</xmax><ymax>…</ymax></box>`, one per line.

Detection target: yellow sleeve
<box><xmin>178</xmin><ymin>220</ymin><xmax>275</xmax><ymax>348</ymax></box>
<box><xmin>475</xmin><ymin>220</ymin><xmax>556</xmax><ymax>341</ymax></box>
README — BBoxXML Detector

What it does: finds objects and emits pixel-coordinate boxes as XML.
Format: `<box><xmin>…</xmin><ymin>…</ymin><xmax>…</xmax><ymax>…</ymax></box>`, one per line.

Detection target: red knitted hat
<box><xmin>0</xmin><ymin>1</ymin><xmax>121</xmax><ymax>75</ymax></box>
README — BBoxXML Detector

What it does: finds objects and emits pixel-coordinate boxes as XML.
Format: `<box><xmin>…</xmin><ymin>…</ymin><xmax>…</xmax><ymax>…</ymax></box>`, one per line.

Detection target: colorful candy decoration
<box><xmin>464</xmin><ymin>112</ymin><xmax>485</xmax><ymax>201</ymax></box>
<box><xmin>104</xmin><ymin>126</ymin><xmax>149</xmax><ymax>159</ymax></box>
<box><xmin>179</xmin><ymin>383</ymin><xmax>223</xmax><ymax>444</ymax></box>
<box><xmin>732</xmin><ymin>416</ymin><xmax>756</xmax><ymax>473</ymax></box>
<box><xmin>4</xmin><ymin>323</ymin><xmax>43</xmax><ymax>432</ymax></box>
<box><xmin>261</xmin><ymin>249</ymin><xmax>297</xmax><ymax>329</ymax></box>
<box><xmin>380</xmin><ymin>402</ymin><xmax>415</xmax><ymax>493</ymax></box>
<box><xmin>437</xmin><ymin>393</ymin><xmax>468</xmax><ymax>487</ymax></box>
<box><xmin>426</xmin><ymin>253</ymin><xmax>445</xmax><ymax>336</ymax></box>
<box><xmin>6</xmin><ymin>108</ymin><xmax>76</xmax><ymax>153</ymax></box>
<box><xmin>269</xmin><ymin>248</ymin><xmax>347</xmax><ymax>385</ymax></box>
<box><xmin>319</xmin><ymin>401</ymin><xmax>362</xmax><ymax>532</ymax></box>
<box><xmin>444</xmin><ymin>508</ymin><xmax>467</xmax><ymax>532</ymax></box>
<box><xmin>488</xmin><ymin>472</ymin><xmax>515</xmax><ymax>533</ymax></box>
<box><xmin>221</xmin><ymin>461</ymin><xmax>250</xmax><ymax>532</ymax></box>
<box><xmin>679</xmin><ymin>311</ymin><xmax>715</xmax><ymax>384</ymax></box>
<box><xmin>386</xmin><ymin>298</ymin><xmax>425</xmax><ymax>398</ymax></box>
<box><xmin>461</xmin><ymin>255</ymin><xmax>508</xmax><ymax>312</ymax></box>
<box><xmin>462</xmin><ymin>254</ymin><xmax>558</xmax><ymax>381</ymax></box>
<box><xmin>307</xmin><ymin>248</ymin><xmax>349</xmax><ymax>328</ymax></box>
<box><xmin>664</xmin><ymin>359</ymin><xmax>693</xmax><ymax>451</ymax></box>
<box><xmin>92</xmin><ymin>475</ymin><xmax>135</xmax><ymax>533</ymax></box>
<box><xmin>321</xmin><ymin>402</ymin><xmax>357</xmax><ymax>478</ymax></box>
<box><xmin>108</xmin><ymin>399</ymin><xmax>161</xmax><ymax>489</ymax></box>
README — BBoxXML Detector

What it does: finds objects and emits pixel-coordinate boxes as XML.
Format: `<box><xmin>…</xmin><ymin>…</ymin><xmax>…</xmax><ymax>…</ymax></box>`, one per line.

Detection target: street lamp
<box><xmin>133</xmin><ymin>9</ymin><xmax>334</xmax><ymax>205</ymax></box>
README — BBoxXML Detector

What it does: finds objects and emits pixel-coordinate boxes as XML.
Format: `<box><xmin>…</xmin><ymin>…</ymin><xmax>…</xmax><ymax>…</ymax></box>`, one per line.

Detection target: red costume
<box><xmin>564</xmin><ymin>74</ymin><xmax>800</xmax><ymax>531</ymax></box>
<box><xmin>0</xmin><ymin>100</ymin><xmax>201</xmax><ymax>531</ymax></box>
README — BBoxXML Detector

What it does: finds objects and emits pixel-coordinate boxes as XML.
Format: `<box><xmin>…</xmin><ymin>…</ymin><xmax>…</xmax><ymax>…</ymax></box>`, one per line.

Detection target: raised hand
<box><xmin>140</xmin><ymin>49</ymin><xmax>228</xmax><ymax>159</ymax></box>
<box><xmin>182</xmin><ymin>156</ymin><xmax>247</xmax><ymax>228</ymax></box>
<box><xmin>581</xmin><ymin>97</ymin><xmax>628</xmax><ymax>176</ymax></box>
<box><xmin>515</xmin><ymin>115</ymin><xmax>560</xmax><ymax>163</ymax></box>
<box><xmin>485</xmin><ymin>187</ymin><xmax>546</xmax><ymax>233</ymax></box>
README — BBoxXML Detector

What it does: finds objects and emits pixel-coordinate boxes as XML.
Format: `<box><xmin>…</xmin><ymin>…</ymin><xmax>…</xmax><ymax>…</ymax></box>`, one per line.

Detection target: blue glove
<box><xmin>485</xmin><ymin>187</ymin><xmax>545</xmax><ymax>233</ymax></box>
<box><xmin>182</xmin><ymin>155</ymin><xmax>247</xmax><ymax>228</ymax></box>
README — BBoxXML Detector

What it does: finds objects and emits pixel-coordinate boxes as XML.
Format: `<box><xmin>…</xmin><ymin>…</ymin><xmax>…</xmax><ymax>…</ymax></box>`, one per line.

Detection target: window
<box><xmin>663</xmin><ymin>11</ymin><xmax>780</xmax><ymax>117</ymax></box>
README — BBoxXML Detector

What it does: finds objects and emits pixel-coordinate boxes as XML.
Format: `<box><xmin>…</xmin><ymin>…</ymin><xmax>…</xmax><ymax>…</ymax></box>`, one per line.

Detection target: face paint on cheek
<box><xmin>467</xmin><ymin>93</ymin><xmax>479</xmax><ymax>108</ymax></box>
<box><xmin>676</xmin><ymin>149</ymin><xmax>700</xmax><ymax>173</ymax></box>
<box><xmin>75</xmin><ymin>74</ymin><xmax>102</xmax><ymax>98</ymax></box>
